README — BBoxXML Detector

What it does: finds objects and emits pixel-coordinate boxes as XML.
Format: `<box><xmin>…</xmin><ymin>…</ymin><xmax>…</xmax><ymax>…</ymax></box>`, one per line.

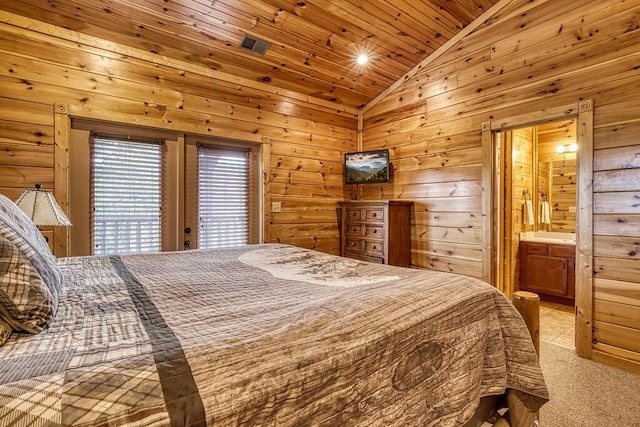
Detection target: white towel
<box><xmin>523</xmin><ymin>200</ymin><xmax>535</xmax><ymax>225</ymax></box>
<box><xmin>540</xmin><ymin>201</ymin><xmax>551</xmax><ymax>224</ymax></box>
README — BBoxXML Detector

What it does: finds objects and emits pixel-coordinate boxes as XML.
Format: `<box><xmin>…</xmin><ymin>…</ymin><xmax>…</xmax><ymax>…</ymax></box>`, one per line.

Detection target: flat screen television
<box><xmin>344</xmin><ymin>149</ymin><xmax>390</xmax><ymax>184</ymax></box>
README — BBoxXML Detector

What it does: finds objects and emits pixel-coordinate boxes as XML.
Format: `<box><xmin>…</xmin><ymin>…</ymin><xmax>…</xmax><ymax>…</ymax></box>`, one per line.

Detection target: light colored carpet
<box><xmin>539</xmin><ymin>340</ymin><xmax>640</xmax><ymax>426</ymax></box>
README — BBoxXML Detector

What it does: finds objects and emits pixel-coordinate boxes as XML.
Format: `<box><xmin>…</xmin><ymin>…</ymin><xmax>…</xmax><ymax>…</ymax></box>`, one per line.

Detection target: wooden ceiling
<box><xmin>1</xmin><ymin>0</ymin><xmax>501</xmax><ymax>109</ymax></box>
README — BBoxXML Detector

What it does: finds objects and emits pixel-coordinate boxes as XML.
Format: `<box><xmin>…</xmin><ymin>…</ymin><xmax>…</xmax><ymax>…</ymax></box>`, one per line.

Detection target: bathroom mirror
<box><xmin>535</xmin><ymin>120</ymin><xmax>577</xmax><ymax>233</ymax></box>
<box><xmin>508</xmin><ymin>119</ymin><xmax>577</xmax><ymax>234</ymax></box>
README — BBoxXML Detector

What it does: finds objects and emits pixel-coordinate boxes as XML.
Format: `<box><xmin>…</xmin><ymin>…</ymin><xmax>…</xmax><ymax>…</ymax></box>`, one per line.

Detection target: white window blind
<box><xmin>91</xmin><ymin>135</ymin><xmax>164</xmax><ymax>255</ymax></box>
<box><xmin>198</xmin><ymin>146</ymin><xmax>251</xmax><ymax>249</ymax></box>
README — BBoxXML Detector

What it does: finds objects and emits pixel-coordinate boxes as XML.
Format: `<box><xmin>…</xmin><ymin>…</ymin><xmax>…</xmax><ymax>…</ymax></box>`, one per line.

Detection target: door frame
<box><xmin>481</xmin><ymin>100</ymin><xmax>594</xmax><ymax>358</ymax></box>
<box><xmin>58</xmin><ymin>108</ymin><xmax>268</xmax><ymax>255</ymax></box>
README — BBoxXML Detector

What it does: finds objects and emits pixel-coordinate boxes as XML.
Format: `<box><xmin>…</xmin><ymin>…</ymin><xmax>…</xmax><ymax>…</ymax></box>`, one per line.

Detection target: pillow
<box><xmin>0</xmin><ymin>194</ymin><xmax>61</xmax><ymax>333</ymax></box>
<box><xmin>0</xmin><ymin>317</ymin><xmax>12</xmax><ymax>346</ymax></box>
<box><xmin>0</xmin><ymin>194</ymin><xmax>55</xmax><ymax>261</ymax></box>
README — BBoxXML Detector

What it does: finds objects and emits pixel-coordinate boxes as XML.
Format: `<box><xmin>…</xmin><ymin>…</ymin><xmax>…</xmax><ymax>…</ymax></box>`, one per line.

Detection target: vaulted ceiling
<box><xmin>1</xmin><ymin>0</ymin><xmax>501</xmax><ymax>109</ymax></box>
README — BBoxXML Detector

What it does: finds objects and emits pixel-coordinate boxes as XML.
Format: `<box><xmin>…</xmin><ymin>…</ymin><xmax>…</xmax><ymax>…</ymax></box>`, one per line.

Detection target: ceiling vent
<box><xmin>240</xmin><ymin>35</ymin><xmax>270</xmax><ymax>55</ymax></box>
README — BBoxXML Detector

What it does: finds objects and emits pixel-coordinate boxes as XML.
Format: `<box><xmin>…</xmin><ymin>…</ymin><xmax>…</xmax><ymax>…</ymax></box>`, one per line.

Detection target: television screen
<box><xmin>344</xmin><ymin>149</ymin><xmax>390</xmax><ymax>184</ymax></box>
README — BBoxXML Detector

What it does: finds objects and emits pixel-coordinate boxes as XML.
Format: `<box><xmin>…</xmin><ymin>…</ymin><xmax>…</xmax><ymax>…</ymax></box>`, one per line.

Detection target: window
<box><xmin>69</xmin><ymin>122</ymin><xmax>262</xmax><ymax>256</ymax></box>
<box><xmin>91</xmin><ymin>134</ymin><xmax>165</xmax><ymax>255</ymax></box>
<box><xmin>198</xmin><ymin>146</ymin><xmax>254</xmax><ymax>248</ymax></box>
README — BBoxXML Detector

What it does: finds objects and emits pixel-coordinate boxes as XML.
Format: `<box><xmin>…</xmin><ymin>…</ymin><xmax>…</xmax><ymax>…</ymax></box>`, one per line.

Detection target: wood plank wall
<box><xmin>362</xmin><ymin>0</ymin><xmax>640</xmax><ymax>371</ymax></box>
<box><xmin>593</xmin><ymin>116</ymin><xmax>640</xmax><ymax>369</ymax></box>
<box><xmin>537</xmin><ymin>150</ymin><xmax>551</xmax><ymax>232</ymax></box>
<box><xmin>513</xmin><ymin>127</ymin><xmax>535</xmax><ymax>235</ymax></box>
<box><xmin>508</xmin><ymin>127</ymin><xmax>534</xmax><ymax>291</ymax></box>
<box><xmin>0</xmin><ymin>98</ymin><xmax>56</xmax><ymax>249</ymax></box>
<box><xmin>0</xmin><ymin>11</ymin><xmax>357</xmax><ymax>255</ymax></box>
<box><xmin>549</xmin><ymin>159</ymin><xmax>577</xmax><ymax>232</ymax></box>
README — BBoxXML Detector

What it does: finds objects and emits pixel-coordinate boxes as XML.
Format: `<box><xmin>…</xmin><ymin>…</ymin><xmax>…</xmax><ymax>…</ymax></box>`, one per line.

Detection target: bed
<box><xmin>0</xmin><ymin>194</ymin><xmax>548</xmax><ymax>426</ymax></box>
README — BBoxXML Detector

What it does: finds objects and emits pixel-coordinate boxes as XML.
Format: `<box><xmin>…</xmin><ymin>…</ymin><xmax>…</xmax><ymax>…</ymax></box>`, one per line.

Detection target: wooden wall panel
<box><xmin>537</xmin><ymin>156</ymin><xmax>551</xmax><ymax>232</ymax></box>
<box><xmin>0</xmin><ymin>15</ymin><xmax>357</xmax><ymax>256</ymax></box>
<box><xmin>0</xmin><ymin>98</ymin><xmax>55</xmax><ymax>251</ymax></box>
<box><xmin>506</xmin><ymin>127</ymin><xmax>534</xmax><ymax>291</ymax></box>
<box><xmin>548</xmin><ymin>159</ymin><xmax>577</xmax><ymax>232</ymax></box>
<box><xmin>362</xmin><ymin>1</ymin><xmax>640</xmax><ymax>371</ymax></box>
<box><xmin>0</xmin><ymin>120</ymin><xmax>54</xmax><ymax>145</ymax></box>
<box><xmin>0</xmin><ymin>142</ymin><xmax>54</xmax><ymax>168</ymax></box>
<box><xmin>0</xmin><ymin>100</ymin><xmax>55</xmax><ymax>191</ymax></box>
<box><xmin>513</xmin><ymin>127</ymin><xmax>534</xmax><ymax>233</ymax></box>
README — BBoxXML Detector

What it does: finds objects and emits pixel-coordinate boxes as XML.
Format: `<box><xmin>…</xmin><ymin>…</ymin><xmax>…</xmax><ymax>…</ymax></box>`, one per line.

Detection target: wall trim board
<box><xmin>482</xmin><ymin>99</ymin><xmax>594</xmax><ymax>359</ymax></box>
<box><xmin>0</xmin><ymin>10</ymin><xmax>359</xmax><ymax>117</ymax></box>
<box><xmin>482</xmin><ymin>122</ymin><xmax>496</xmax><ymax>284</ymax></box>
<box><xmin>486</xmin><ymin>103</ymin><xmax>583</xmax><ymax>132</ymax></box>
<box><xmin>53</xmin><ymin>103</ymin><xmax>69</xmax><ymax>258</ymax></box>
<box><xmin>592</xmin><ymin>349</ymin><xmax>640</xmax><ymax>376</ymax></box>
<box><xmin>261</xmin><ymin>139</ymin><xmax>271</xmax><ymax>244</ymax></box>
<box><xmin>575</xmin><ymin>101</ymin><xmax>594</xmax><ymax>359</ymax></box>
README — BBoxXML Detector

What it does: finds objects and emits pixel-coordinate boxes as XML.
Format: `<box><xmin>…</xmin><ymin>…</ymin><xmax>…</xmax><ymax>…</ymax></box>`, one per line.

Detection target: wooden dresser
<box><xmin>338</xmin><ymin>200</ymin><xmax>413</xmax><ymax>267</ymax></box>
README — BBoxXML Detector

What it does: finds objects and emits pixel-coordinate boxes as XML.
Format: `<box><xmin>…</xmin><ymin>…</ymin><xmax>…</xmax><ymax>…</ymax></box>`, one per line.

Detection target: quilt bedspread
<box><xmin>0</xmin><ymin>244</ymin><xmax>548</xmax><ymax>426</ymax></box>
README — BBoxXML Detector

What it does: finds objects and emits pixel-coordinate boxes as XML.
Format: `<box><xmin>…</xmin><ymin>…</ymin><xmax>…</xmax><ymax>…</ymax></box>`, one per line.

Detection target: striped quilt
<box><xmin>0</xmin><ymin>244</ymin><xmax>548</xmax><ymax>426</ymax></box>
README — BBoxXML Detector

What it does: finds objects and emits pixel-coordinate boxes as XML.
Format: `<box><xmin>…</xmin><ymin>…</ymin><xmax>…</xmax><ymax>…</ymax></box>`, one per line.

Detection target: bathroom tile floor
<box><xmin>539</xmin><ymin>300</ymin><xmax>575</xmax><ymax>348</ymax></box>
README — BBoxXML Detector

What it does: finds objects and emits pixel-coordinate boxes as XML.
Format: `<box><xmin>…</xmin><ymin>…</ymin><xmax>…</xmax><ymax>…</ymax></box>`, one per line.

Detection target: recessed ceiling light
<box><xmin>356</xmin><ymin>53</ymin><xmax>369</xmax><ymax>65</ymax></box>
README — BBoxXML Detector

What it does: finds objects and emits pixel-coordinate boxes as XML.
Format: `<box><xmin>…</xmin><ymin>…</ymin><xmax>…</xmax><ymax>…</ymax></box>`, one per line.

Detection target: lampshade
<box><xmin>15</xmin><ymin>185</ymin><xmax>72</xmax><ymax>226</ymax></box>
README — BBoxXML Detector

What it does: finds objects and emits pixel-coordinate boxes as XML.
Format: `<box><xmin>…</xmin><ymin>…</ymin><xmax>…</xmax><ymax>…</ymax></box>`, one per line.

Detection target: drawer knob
<box><xmin>351</xmin><ymin>242</ymin><xmax>356</xmax><ymax>247</ymax></box>
<box><xmin>351</xmin><ymin>212</ymin><xmax>356</xmax><ymax>216</ymax></box>
<box><xmin>352</xmin><ymin>227</ymin><xmax>357</xmax><ymax>231</ymax></box>
<box><xmin>372</xmin><ymin>213</ymin><xmax>377</xmax><ymax>217</ymax></box>
<box><xmin>372</xmin><ymin>245</ymin><xmax>377</xmax><ymax>249</ymax></box>
<box><xmin>373</xmin><ymin>229</ymin><xmax>377</xmax><ymax>233</ymax></box>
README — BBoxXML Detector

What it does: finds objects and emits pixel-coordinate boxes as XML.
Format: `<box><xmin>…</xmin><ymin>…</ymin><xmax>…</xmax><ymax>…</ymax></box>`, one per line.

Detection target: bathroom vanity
<box><xmin>518</xmin><ymin>232</ymin><xmax>576</xmax><ymax>304</ymax></box>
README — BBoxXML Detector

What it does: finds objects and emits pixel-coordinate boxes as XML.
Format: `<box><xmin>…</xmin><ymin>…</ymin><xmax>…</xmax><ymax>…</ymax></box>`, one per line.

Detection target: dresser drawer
<box><xmin>346</xmin><ymin>209</ymin><xmax>362</xmax><ymax>220</ymax></box>
<box><xmin>363</xmin><ymin>240</ymin><xmax>384</xmax><ymax>256</ymax></box>
<box><xmin>345</xmin><ymin>239</ymin><xmax>364</xmax><ymax>252</ymax></box>
<box><xmin>365</xmin><ymin>208</ymin><xmax>384</xmax><ymax>222</ymax></box>
<box><xmin>346</xmin><ymin>223</ymin><xmax>363</xmax><ymax>236</ymax></box>
<box><xmin>549</xmin><ymin>244</ymin><xmax>575</xmax><ymax>257</ymax></box>
<box><xmin>526</xmin><ymin>242</ymin><xmax>548</xmax><ymax>255</ymax></box>
<box><xmin>345</xmin><ymin>251</ymin><xmax>383</xmax><ymax>264</ymax></box>
<box><xmin>364</xmin><ymin>225</ymin><xmax>384</xmax><ymax>237</ymax></box>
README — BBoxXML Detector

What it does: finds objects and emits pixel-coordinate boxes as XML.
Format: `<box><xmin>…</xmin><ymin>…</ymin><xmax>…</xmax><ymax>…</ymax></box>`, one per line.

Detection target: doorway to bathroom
<box><xmin>481</xmin><ymin>100</ymin><xmax>594</xmax><ymax>356</ymax></box>
<box><xmin>500</xmin><ymin>120</ymin><xmax>577</xmax><ymax>303</ymax></box>
<box><xmin>500</xmin><ymin>120</ymin><xmax>578</xmax><ymax>348</ymax></box>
